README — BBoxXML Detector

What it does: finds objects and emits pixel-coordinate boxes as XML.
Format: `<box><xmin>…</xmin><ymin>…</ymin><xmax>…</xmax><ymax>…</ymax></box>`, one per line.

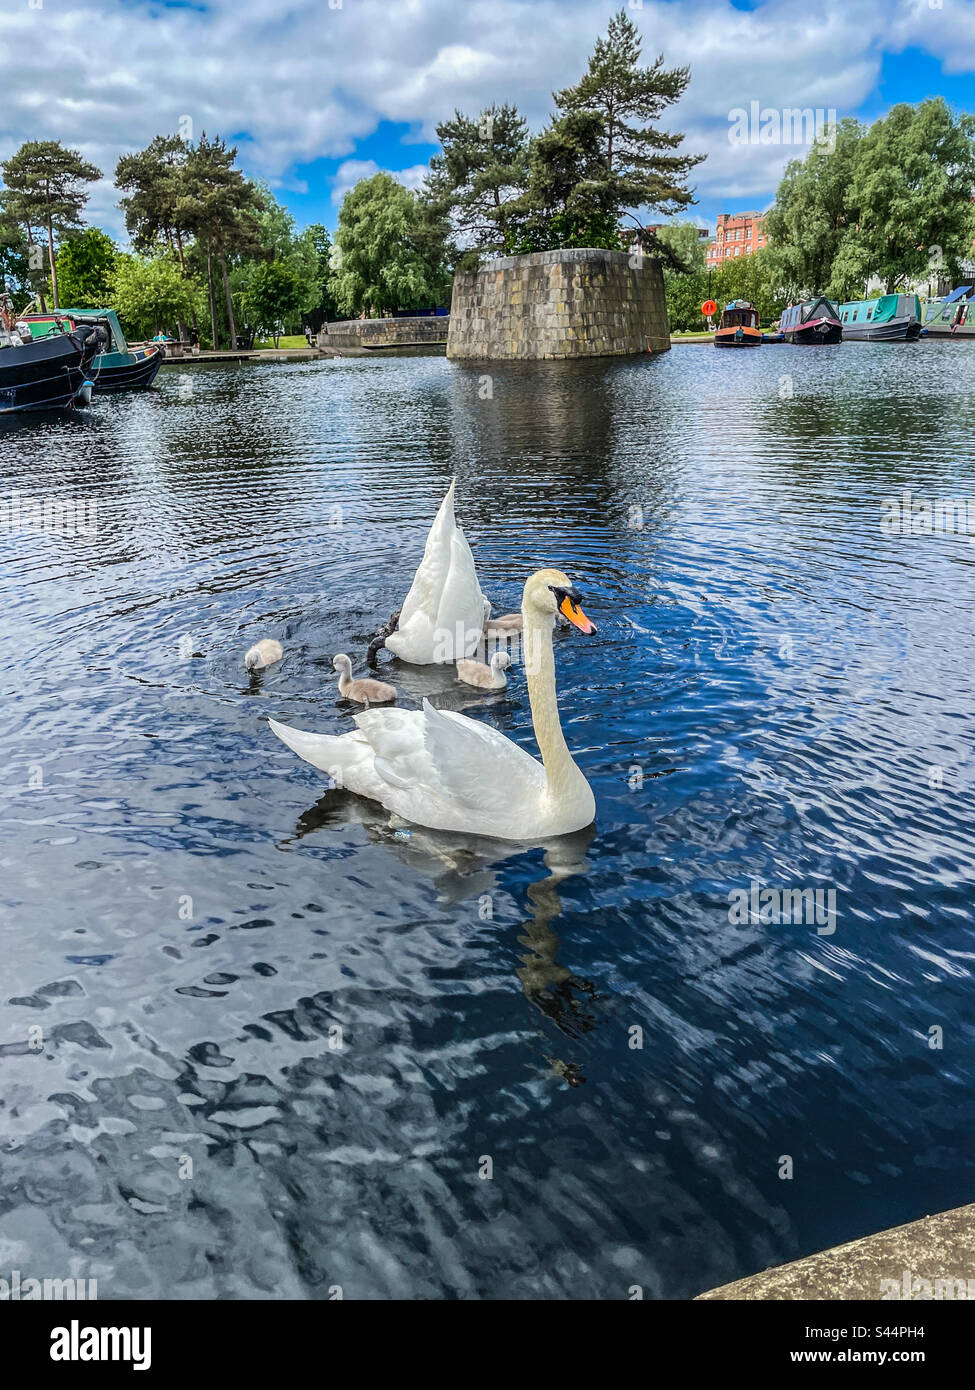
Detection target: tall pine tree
<box><xmin>553</xmin><ymin>9</ymin><xmax>702</xmax><ymax>227</ymax></box>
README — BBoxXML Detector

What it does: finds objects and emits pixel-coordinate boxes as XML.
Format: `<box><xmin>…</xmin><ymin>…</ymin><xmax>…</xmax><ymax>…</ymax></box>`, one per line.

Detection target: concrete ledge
<box><xmin>697</xmin><ymin>1203</ymin><xmax>975</xmax><ymax>1300</ymax></box>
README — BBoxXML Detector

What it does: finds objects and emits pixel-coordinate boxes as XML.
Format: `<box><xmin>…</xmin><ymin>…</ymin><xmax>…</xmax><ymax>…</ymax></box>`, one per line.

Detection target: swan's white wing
<box><xmin>397</xmin><ymin>478</ymin><xmax>456</xmax><ymax>629</ymax></box>
<box><xmin>352</xmin><ymin>699</ymin><xmax>545</xmax><ymax>818</ymax></box>
<box><xmin>436</xmin><ymin>524</ymin><xmax>486</xmax><ymax>656</ymax></box>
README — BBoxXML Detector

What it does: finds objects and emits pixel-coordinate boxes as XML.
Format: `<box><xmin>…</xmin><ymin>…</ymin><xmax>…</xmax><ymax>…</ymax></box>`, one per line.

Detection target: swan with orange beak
<box><xmin>268</xmin><ymin>567</ymin><xmax>598</xmax><ymax>840</ymax></box>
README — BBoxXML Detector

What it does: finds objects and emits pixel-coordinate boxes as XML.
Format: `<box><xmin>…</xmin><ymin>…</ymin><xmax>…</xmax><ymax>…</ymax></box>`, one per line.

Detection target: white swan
<box><xmin>384</xmin><ymin>478</ymin><xmax>485</xmax><ymax>665</ymax></box>
<box><xmin>269</xmin><ymin>568</ymin><xmax>597</xmax><ymax>840</ymax></box>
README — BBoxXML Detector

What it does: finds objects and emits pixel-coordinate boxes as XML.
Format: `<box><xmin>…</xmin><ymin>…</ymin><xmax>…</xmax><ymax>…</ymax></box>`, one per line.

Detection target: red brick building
<box><xmin>706</xmin><ymin>212</ymin><xmax>768</xmax><ymax>268</ymax></box>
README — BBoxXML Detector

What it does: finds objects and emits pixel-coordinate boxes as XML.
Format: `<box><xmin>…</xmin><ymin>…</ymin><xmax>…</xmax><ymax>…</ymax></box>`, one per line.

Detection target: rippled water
<box><xmin>2</xmin><ymin>342</ymin><xmax>975</xmax><ymax>1300</ymax></box>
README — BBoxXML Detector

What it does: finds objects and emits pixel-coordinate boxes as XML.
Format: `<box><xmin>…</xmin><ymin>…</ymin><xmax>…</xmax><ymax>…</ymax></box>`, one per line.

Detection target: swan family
<box><xmin>263</xmin><ymin>479</ymin><xmax>598</xmax><ymax>840</ymax></box>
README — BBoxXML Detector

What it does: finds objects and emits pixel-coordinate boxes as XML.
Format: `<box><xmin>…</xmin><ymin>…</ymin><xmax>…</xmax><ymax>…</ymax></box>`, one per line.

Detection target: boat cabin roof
<box><xmin>24</xmin><ymin>308</ymin><xmax>127</xmax><ymax>353</ymax></box>
<box><xmin>718</xmin><ymin>301</ymin><xmax>758</xmax><ymax>327</ymax></box>
<box><xmin>781</xmin><ymin>296</ymin><xmax>840</xmax><ymax>324</ymax></box>
<box><xmin>839</xmin><ymin>294</ymin><xmax>919</xmax><ymax>325</ymax></box>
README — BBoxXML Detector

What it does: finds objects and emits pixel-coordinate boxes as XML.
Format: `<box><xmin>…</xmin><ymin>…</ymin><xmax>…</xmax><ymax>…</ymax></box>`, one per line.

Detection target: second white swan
<box><xmin>384</xmin><ymin>478</ymin><xmax>486</xmax><ymax>665</ymax></box>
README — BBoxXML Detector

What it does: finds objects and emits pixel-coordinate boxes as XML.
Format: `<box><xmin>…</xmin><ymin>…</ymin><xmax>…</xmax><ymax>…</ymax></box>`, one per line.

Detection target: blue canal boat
<box><xmin>23</xmin><ymin>309</ymin><xmax>163</xmax><ymax>391</ymax></box>
<box><xmin>838</xmin><ymin>294</ymin><xmax>922</xmax><ymax>341</ymax></box>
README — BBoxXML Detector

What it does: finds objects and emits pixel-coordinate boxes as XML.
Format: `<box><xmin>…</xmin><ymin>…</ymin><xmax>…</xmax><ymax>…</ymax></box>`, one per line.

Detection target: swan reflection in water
<box><xmin>278</xmin><ymin>791</ymin><xmax>599</xmax><ymax>1083</ymax></box>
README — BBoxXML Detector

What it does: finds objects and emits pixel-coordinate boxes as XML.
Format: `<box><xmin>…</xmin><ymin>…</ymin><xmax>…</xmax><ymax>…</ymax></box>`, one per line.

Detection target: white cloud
<box><xmin>330</xmin><ymin>159</ymin><xmax>431</xmax><ymax>205</ymax></box>
<box><xmin>0</xmin><ymin>0</ymin><xmax>969</xmax><ymax>240</ymax></box>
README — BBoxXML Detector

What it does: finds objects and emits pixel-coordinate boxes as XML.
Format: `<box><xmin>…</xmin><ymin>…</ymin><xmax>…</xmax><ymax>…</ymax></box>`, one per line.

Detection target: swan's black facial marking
<box><xmin>548</xmin><ymin>584</ymin><xmax>583</xmax><ymax>607</ymax></box>
<box><xmin>548</xmin><ymin>585</ymin><xmax>596</xmax><ymax>635</ymax></box>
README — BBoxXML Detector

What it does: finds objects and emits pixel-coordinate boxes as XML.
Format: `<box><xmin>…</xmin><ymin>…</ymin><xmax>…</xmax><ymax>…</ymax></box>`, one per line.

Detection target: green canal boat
<box><xmin>22</xmin><ymin>309</ymin><xmax>163</xmax><ymax>391</ymax></box>
<box><xmin>920</xmin><ymin>289</ymin><xmax>975</xmax><ymax>339</ymax></box>
<box><xmin>838</xmin><ymin>293</ymin><xmax>922</xmax><ymax>341</ymax></box>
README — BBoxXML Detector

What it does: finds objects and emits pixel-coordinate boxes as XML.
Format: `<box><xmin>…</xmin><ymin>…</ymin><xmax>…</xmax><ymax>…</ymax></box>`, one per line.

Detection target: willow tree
<box><xmin>0</xmin><ymin>140</ymin><xmax>101</xmax><ymax>308</ymax></box>
<box><xmin>332</xmin><ymin>172</ymin><xmax>449</xmax><ymax>317</ymax></box>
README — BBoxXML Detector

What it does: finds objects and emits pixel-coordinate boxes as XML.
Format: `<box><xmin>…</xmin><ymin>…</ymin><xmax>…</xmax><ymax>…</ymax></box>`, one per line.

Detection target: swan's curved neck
<box><xmin>523</xmin><ymin>607</ymin><xmax>585</xmax><ymax>800</ymax></box>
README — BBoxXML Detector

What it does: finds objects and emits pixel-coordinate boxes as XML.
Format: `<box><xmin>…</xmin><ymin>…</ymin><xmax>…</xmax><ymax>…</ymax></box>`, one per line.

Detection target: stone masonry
<box><xmin>446</xmin><ymin>247</ymin><xmax>670</xmax><ymax>361</ymax></box>
<box><xmin>319</xmin><ymin>317</ymin><xmax>448</xmax><ymax>349</ymax></box>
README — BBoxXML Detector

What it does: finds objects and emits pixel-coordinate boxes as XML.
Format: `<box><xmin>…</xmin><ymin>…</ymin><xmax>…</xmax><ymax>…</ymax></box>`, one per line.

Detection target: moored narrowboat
<box><xmin>0</xmin><ymin>294</ymin><xmax>98</xmax><ymax>415</ymax></box>
<box><xmin>780</xmin><ymin>296</ymin><xmax>843</xmax><ymax>345</ymax></box>
<box><xmin>23</xmin><ymin>308</ymin><xmax>163</xmax><ymax>391</ymax></box>
<box><xmin>714</xmin><ymin>300</ymin><xmax>762</xmax><ymax>347</ymax></box>
<box><xmin>920</xmin><ymin>288</ymin><xmax>975</xmax><ymax>339</ymax></box>
<box><xmin>838</xmin><ymin>294</ymin><xmax>921</xmax><ymax>341</ymax></box>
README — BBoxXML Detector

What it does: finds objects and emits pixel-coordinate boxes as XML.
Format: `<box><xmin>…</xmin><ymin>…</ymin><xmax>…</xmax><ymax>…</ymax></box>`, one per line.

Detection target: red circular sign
<box><xmin>702</xmin><ymin>300</ymin><xmax>717</xmax><ymax>317</ymax></box>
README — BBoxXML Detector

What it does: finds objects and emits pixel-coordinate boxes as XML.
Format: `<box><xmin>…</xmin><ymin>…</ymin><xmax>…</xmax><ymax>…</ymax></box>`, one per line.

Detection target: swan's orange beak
<box><xmin>559</xmin><ymin>595</ymin><xmax>597</xmax><ymax>634</ymax></box>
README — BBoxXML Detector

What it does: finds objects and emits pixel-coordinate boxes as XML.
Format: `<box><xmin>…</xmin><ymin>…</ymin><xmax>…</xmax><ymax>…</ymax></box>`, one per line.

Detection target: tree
<box><xmin>228</xmin><ymin>189</ymin><xmax>322</xmax><ymax>344</ymax></box>
<box><xmin>109</xmin><ymin>254</ymin><xmax>200</xmax><ymax>341</ymax></box>
<box><xmin>331</xmin><ymin>172</ymin><xmax>449</xmax><ymax>317</ymax></box>
<box><xmin>763</xmin><ymin>119</ymin><xmax>864</xmax><ymax>300</ymax></box>
<box><xmin>0</xmin><ymin>140</ymin><xmax>101</xmax><ymax>308</ymax></box>
<box><xmin>662</xmin><ymin>242</ymin><xmax>788</xmax><ymax>332</ymax></box>
<box><xmin>55</xmin><ymin>227</ymin><xmax>117</xmax><ymax>307</ymax></box>
<box><xmin>243</xmin><ymin>261</ymin><xmax>307</xmax><ymax>345</ymax></box>
<box><xmin>424</xmin><ymin>104</ymin><xmax>530</xmax><ymax>262</ymax></box>
<box><xmin>0</xmin><ymin>211</ymin><xmax>43</xmax><ymax>310</ymax></box>
<box><xmin>305</xmin><ymin>223</ymin><xmax>339</xmax><ymax>328</ymax></box>
<box><xmin>656</xmin><ymin>220</ymin><xmax>707</xmax><ymax>274</ymax></box>
<box><xmin>512</xmin><ymin>111</ymin><xmax>620</xmax><ymax>252</ymax></box>
<box><xmin>177</xmin><ymin>134</ymin><xmax>264</xmax><ymax>348</ymax></box>
<box><xmin>116</xmin><ymin>135</ymin><xmax>193</xmax><ymax>267</ymax></box>
<box><xmin>554</xmin><ymin>8</ymin><xmax>703</xmax><ymax>229</ymax></box>
<box><xmin>831</xmin><ymin>99</ymin><xmax>975</xmax><ymax>295</ymax></box>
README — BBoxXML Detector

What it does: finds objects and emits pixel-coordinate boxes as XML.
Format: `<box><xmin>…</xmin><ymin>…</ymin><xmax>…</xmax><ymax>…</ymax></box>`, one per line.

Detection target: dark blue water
<box><xmin>2</xmin><ymin>342</ymin><xmax>975</xmax><ymax>1299</ymax></box>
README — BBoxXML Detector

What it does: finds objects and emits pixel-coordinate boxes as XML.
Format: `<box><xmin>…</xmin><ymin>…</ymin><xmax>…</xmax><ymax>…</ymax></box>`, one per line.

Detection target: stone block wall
<box><xmin>446</xmin><ymin>248</ymin><xmax>670</xmax><ymax>360</ymax></box>
<box><xmin>320</xmin><ymin>316</ymin><xmax>448</xmax><ymax>349</ymax></box>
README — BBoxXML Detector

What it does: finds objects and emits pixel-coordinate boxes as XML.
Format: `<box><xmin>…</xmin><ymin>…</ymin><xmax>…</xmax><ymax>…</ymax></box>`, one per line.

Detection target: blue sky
<box><xmin>1</xmin><ymin>0</ymin><xmax>973</xmax><ymax>242</ymax></box>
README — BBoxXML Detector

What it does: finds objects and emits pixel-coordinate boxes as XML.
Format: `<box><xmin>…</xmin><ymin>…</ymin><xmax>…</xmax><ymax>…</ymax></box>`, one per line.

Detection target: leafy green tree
<box><xmin>305</xmin><ymin>223</ymin><xmax>338</xmax><ymax>327</ymax></box>
<box><xmin>763</xmin><ymin>119</ymin><xmax>864</xmax><ymax>300</ymax></box>
<box><xmin>831</xmin><ymin>99</ymin><xmax>975</xmax><ymax>294</ymax></box>
<box><xmin>0</xmin><ymin>211</ymin><xmax>42</xmax><ymax>310</ymax></box>
<box><xmin>424</xmin><ymin>104</ymin><xmax>530</xmax><ymax>262</ymax></box>
<box><xmin>116</xmin><ymin>135</ymin><xmax>193</xmax><ymax>269</ymax></box>
<box><xmin>512</xmin><ymin>111</ymin><xmax>620</xmax><ymax>252</ymax></box>
<box><xmin>177</xmin><ymin>134</ymin><xmax>264</xmax><ymax>348</ymax></box>
<box><xmin>109</xmin><ymin>254</ymin><xmax>200</xmax><ymax>340</ymax></box>
<box><xmin>554</xmin><ymin>8</ymin><xmax>703</xmax><ymax>227</ymax></box>
<box><xmin>711</xmin><ymin>249</ymin><xmax>788</xmax><ymax>324</ymax></box>
<box><xmin>0</xmin><ymin>140</ymin><xmax>101</xmax><ymax>307</ymax></box>
<box><xmin>227</xmin><ymin>189</ymin><xmax>322</xmax><ymax>344</ymax></box>
<box><xmin>55</xmin><ymin>227</ymin><xmax>117</xmax><ymax>307</ymax></box>
<box><xmin>657</xmin><ymin>221</ymin><xmax>707</xmax><ymax>273</ymax></box>
<box><xmin>243</xmin><ymin>261</ymin><xmax>307</xmax><ymax>345</ymax></box>
<box><xmin>663</xmin><ymin>244</ymin><xmax>787</xmax><ymax>332</ymax></box>
<box><xmin>331</xmin><ymin>172</ymin><xmax>449</xmax><ymax>317</ymax></box>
